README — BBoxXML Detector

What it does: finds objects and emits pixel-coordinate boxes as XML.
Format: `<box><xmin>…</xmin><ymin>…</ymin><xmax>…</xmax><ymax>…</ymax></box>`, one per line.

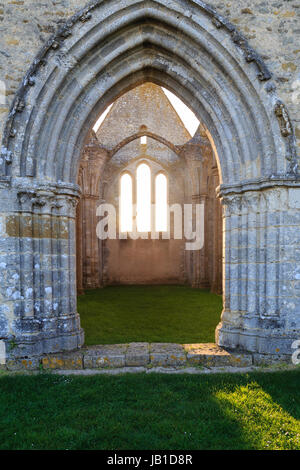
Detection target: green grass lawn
<box><xmin>78</xmin><ymin>286</ymin><xmax>223</xmax><ymax>345</ymax></box>
<box><xmin>0</xmin><ymin>370</ymin><xmax>299</xmax><ymax>450</ymax></box>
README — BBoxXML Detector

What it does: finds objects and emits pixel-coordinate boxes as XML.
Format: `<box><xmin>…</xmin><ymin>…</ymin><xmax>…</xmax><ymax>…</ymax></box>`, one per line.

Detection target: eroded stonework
<box><xmin>0</xmin><ymin>1</ymin><xmax>299</xmax><ymax>153</ymax></box>
<box><xmin>0</xmin><ymin>0</ymin><xmax>299</xmax><ymax>366</ymax></box>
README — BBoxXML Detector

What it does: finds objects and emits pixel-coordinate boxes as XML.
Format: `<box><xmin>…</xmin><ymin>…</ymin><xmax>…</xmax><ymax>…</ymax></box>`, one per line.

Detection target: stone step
<box><xmin>37</xmin><ymin>343</ymin><xmax>253</xmax><ymax>371</ymax></box>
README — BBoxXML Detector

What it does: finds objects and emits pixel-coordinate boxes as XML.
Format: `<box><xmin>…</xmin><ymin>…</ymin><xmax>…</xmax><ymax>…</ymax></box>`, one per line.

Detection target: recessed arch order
<box><xmin>1</xmin><ymin>0</ymin><xmax>297</xmax><ymax>184</ymax></box>
<box><xmin>0</xmin><ymin>0</ymin><xmax>299</xmax><ymax>363</ymax></box>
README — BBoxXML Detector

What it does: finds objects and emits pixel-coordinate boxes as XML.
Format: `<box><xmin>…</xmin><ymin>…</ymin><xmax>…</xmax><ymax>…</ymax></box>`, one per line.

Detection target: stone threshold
<box><xmin>5</xmin><ymin>342</ymin><xmax>254</xmax><ymax>371</ymax></box>
<box><xmin>53</xmin><ymin>363</ymin><xmax>299</xmax><ymax>376</ymax></box>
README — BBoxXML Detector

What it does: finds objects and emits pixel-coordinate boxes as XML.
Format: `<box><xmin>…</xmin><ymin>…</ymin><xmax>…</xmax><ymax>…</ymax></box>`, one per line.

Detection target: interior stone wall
<box><xmin>182</xmin><ymin>131</ymin><xmax>222</xmax><ymax>293</ymax></box>
<box><xmin>76</xmin><ymin>83</ymin><xmax>223</xmax><ymax>289</ymax></box>
<box><xmin>102</xmin><ymin>155</ymin><xmax>187</xmax><ymax>286</ymax></box>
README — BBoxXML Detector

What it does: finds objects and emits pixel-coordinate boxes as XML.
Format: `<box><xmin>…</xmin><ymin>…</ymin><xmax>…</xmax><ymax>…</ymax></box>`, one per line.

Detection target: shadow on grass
<box><xmin>0</xmin><ymin>371</ymin><xmax>299</xmax><ymax>450</ymax></box>
<box><xmin>253</xmin><ymin>369</ymin><xmax>300</xmax><ymax>422</ymax></box>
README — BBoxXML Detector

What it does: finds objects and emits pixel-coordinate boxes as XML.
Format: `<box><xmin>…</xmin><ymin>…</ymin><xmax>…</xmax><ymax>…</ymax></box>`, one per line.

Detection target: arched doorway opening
<box><xmin>76</xmin><ymin>82</ymin><xmax>222</xmax><ymax>292</ymax></box>
<box><xmin>75</xmin><ymin>82</ymin><xmax>223</xmax><ymax>345</ymax></box>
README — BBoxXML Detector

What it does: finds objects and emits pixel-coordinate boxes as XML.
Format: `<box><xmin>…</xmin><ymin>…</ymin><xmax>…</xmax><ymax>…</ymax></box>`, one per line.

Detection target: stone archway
<box><xmin>109</xmin><ymin>131</ymin><xmax>182</xmax><ymax>158</ymax></box>
<box><xmin>0</xmin><ymin>0</ymin><xmax>299</xmax><ymax>363</ymax></box>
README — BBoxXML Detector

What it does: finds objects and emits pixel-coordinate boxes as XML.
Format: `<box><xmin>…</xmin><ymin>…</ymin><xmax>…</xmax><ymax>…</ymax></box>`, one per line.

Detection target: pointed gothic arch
<box><xmin>0</xmin><ymin>0</ymin><xmax>299</xmax><ymax>362</ymax></box>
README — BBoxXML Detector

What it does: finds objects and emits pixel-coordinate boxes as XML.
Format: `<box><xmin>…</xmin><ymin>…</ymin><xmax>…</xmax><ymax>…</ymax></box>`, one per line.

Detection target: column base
<box><xmin>216</xmin><ymin>319</ymin><xmax>298</xmax><ymax>360</ymax></box>
<box><xmin>3</xmin><ymin>313</ymin><xmax>85</xmax><ymax>360</ymax></box>
<box><xmin>191</xmin><ymin>281</ymin><xmax>211</xmax><ymax>289</ymax></box>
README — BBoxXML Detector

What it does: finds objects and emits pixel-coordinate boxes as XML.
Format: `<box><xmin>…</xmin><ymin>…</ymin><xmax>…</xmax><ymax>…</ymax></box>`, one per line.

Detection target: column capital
<box><xmin>192</xmin><ymin>194</ymin><xmax>207</xmax><ymax>204</ymax></box>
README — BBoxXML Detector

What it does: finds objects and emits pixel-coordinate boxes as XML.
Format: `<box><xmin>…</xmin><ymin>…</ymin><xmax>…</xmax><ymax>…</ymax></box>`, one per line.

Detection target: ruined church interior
<box><xmin>76</xmin><ymin>83</ymin><xmax>223</xmax><ymax>300</ymax></box>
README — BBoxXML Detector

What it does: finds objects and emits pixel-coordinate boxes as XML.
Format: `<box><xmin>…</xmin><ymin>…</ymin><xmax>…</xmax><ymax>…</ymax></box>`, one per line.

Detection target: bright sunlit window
<box><xmin>93</xmin><ymin>104</ymin><xmax>113</xmax><ymax>133</ymax></box>
<box><xmin>120</xmin><ymin>163</ymin><xmax>169</xmax><ymax>233</ymax></box>
<box><xmin>136</xmin><ymin>163</ymin><xmax>151</xmax><ymax>232</ymax></box>
<box><xmin>162</xmin><ymin>88</ymin><xmax>199</xmax><ymax>137</ymax></box>
<box><xmin>120</xmin><ymin>173</ymin><xmax>133</xmax><ymax>232</ymax></box>
<box><xmin>155</xmin><ymin>173</ymin><xmax>168</xmax><ymax>232</ymax></box>
<box><xmin>141</xmin><ymin>136</ymin><xmax>147</xmax><ymax>144</ymax></box>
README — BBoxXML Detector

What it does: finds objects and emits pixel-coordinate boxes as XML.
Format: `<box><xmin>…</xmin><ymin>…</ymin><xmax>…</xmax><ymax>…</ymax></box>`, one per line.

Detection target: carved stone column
<box><xmin>76</xmin><ymin>194</ymin><xmax>84</xmax><ymax>295</ymax></box>
<box><xmin>181</xmin><ymin>129</ymin><xmax>222</xmax><ymax>291</ymax></box>
<box><xmin>82</xmin><ymin>195</ymin><xmax>102</xmax><ymax>288</ymax></box>
<box><xmin>210</xmin><ymin>168</ymin><xmax>222</xmax><ymax>294</ymax></box>
<box><xmin>77</xmin><ymin>137</ymin><xmax>109</xmax><ymax>291</ymax></box>
<box><xmin>0</xmin><ymin>182</ymin><xmax>84</xmax><ymax>361</ymax></box>
<box><xmin>216</xmin><ymin>186</ymin><xmax>300</xmax><ymax>361</ymax></box>
<box><xmin>191</xmin><ymin>194</ymin><xmax>210</xmax><ymax>288</ymax></box>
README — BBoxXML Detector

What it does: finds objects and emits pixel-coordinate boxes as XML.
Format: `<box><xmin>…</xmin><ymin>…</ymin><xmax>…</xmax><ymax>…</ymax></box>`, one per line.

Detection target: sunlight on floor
<box><xmin>215</xmin><ymin>382</ymin><xmax>300</xmax><ymax>450</ymax></box>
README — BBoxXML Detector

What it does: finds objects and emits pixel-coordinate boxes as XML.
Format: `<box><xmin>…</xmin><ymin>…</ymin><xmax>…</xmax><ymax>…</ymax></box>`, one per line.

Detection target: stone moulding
<box><xmin>217</xmin><ymin>175</ymin><xmax>300</xmax><ymax>197</ymax></box>
<box><xmin>2</xmin><ymin>0</ymin><xmax>296</xmax><ymax>179</ymax></box>
<box><xmin>0</xmin><ymin>0</ymin><xmax>297</xmax><ymax>183</ymax></box>
<box><xmin>12</xmin><ymin>178</ymin><xmax>82</xmax><ymax>197</ymax></box>
<box><xmin>208</xmin><ymin>10</ymin><xmax>272</xmax><ymax>82</ymax></box>
<box><xmin>274</xmin><ymin>101</ymin><xmax>299</xmax><ymax>176</ymax></box>
<box><xmin>275</xmin><ymin>102</ymin><xmax>293</xmax><ymax>138</ymax></box>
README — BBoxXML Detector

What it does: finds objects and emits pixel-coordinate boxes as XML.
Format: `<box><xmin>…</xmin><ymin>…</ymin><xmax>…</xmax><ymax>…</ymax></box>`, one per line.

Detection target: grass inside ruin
<box><xmin>77</xmin><ymin>285</ymin><xmax>222</xmax><ymax>345</ymax></box>
<box><xmin>0</xmin><ymin>370</ymin><xmax>299</xmax><ymax>450</ymax></box>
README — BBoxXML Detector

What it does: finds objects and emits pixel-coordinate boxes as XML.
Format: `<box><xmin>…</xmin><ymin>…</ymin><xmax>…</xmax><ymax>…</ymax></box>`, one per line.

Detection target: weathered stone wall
<box><xmin>216</xmin><ymin>185</ymin><xmax>300</xmax><ymax>359</ymax></box>
<box><xmin>182</xmin><ymin>132</ymin><xmax>222</xmax><ymax>293</ymax></box>
<box><xmin>0</xmin><ymin>0</ymin><xmax>299</xmax><ymax>149</ymax></box>
<box><xmin>96</xmin><ymin>82</ymin><xmax>191</xmax><ymax>147</ymax></box>
<box><xmin>102</xmin><ymin>154</ymin><xmax>187</xmax><ymax>286</ymax></box>
<box><xmin>0</xmin><ymin>185</ymin><xmax>84</xmax><ymax>357</ymax></box>
<box><xmin>0</xmin><ymin>0</ymin><xmax>298</xmax><ymax>364</ymax></box>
